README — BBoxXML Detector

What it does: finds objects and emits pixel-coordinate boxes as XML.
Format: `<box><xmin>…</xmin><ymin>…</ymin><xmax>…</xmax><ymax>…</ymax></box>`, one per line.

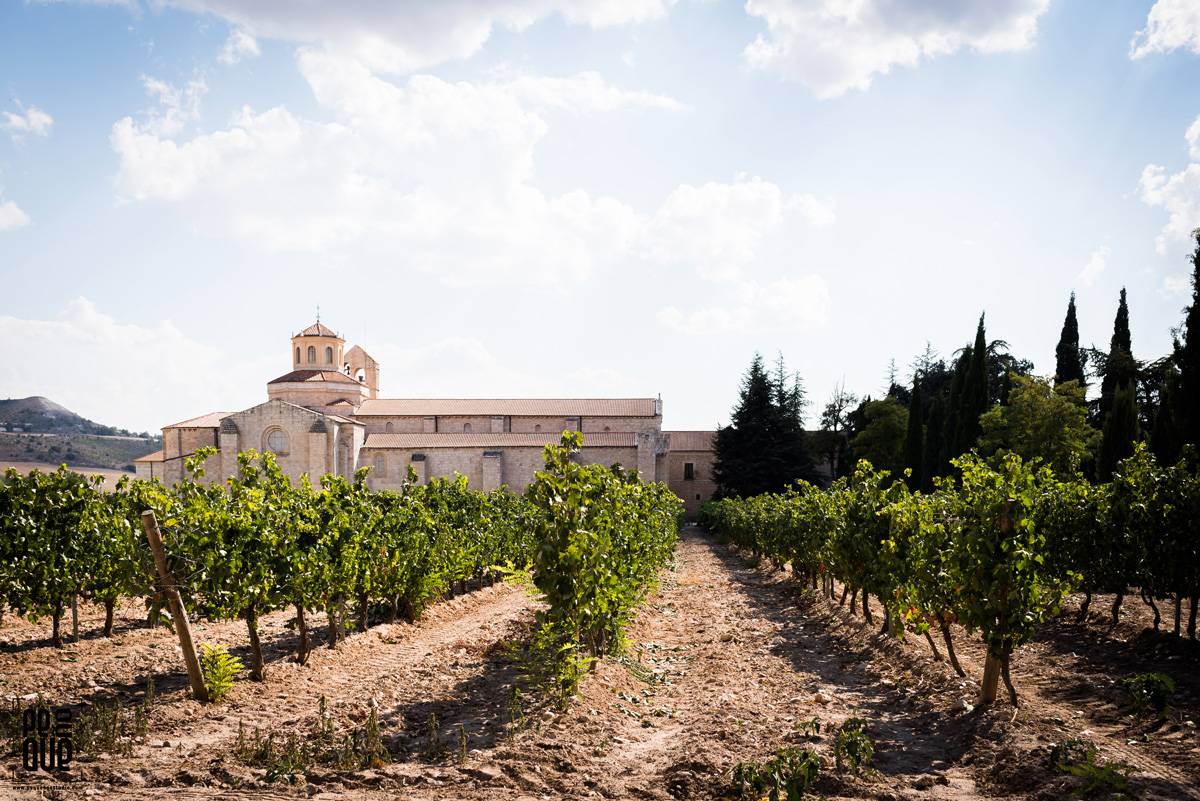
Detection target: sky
<box><xmin>1</xmin><ymin>0</ymin><xmax>1199</xmax><ymax>434</ymax></box>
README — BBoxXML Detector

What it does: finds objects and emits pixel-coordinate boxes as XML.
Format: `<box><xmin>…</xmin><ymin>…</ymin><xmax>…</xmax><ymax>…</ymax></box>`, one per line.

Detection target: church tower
<box><xmin>291</xmin><ymin>320</ymin><xmax>344</xmax><ymax>371</ymax></box>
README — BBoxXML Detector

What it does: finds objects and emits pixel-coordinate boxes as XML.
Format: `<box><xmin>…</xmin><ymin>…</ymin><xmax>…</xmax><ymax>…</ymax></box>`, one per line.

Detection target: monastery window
<box><xmin>295</xmin><ymin>347</ymin><xmax>300</xmax><ymax>364</ymax></box>
<box><xmin>266</xmin><ymin>429</ymin><xmax>289</xmax><ymax>455</ymax></box>
<box><xmin>534</xmin><ymin>424</ymin><xmax>542</xmax><ymax>432</ymax></box>
<box><xmin>307</xmin><ymin>345</ymin><xmax>316</xmax><ymax>363</ymax></box>
<box><xmin>603</xmin><ymin>426</ymin><xmax>611</xmax><ymax>432</ymax></box>
<box><xmin>373</xmin><ymin>454</ymin><xmax>386</xmax><ymax>478</ymax></box>
<box><xmin>684</xmin><ymin>462</ymin><xmax>696</xmax><ymax>481</ymax></box>
<box><xmin>385</xmin><ymin>422</ymin><xmax>394</xmax><ymax>433</ymax></box>
<box><xmin>463</xmin><ymin>423</ymin><xmax>472</xmax><ymax>433</ymax></box>
<box><xmin>325</xmin><ymin>346</ymin><xmax>333</xmax><ymax>364</ymax></box>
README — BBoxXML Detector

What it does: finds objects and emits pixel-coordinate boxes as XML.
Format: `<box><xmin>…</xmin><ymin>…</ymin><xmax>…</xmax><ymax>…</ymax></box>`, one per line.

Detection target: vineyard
<box><xmin>0</xmin><ymin>439</ymin><xmax>1198</xmax><ymax>800</ymax></box>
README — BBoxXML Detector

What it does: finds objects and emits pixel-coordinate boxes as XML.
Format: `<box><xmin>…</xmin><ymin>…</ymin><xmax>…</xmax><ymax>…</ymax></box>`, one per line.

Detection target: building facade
<box><xmin>135</xmin><ymin>321</ymin><xmax>717</xmax><ymax>515</ymax></box>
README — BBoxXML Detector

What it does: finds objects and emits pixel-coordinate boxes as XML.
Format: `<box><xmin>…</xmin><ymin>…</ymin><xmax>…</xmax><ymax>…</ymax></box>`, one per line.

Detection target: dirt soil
<box><xmin>1</xmin><ymin>528</ymin><xmax>1197</xmax><ymax>800</ymax></box>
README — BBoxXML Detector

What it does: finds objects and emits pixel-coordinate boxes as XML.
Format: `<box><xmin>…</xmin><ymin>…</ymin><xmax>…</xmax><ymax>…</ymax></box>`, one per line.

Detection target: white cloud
<box><xmin>1130</xmin><ymin>0</ymin><xmax>1200</xmax><ymax>59</ymax></box>
<box><xmin>657</xmin><ymin>276</ymin><xmax>832</xmax><ymax>335</ymax></box>
<box><xmin>1077</xmin><ymin>245</ymin><xmax>1109</xmax><ymax>288</ymax></box>
<box><xmin>218</xmin><ymin>27</ymin><xmax>260</xmax><ymax>65</ymax></box>
<box><xmin>138</xmin><ymin>75</ymin><xmax>208</xmax><ymax>136</ymax></box>
<box><xmin>1162</xmin><ymin>273</ymin><xmax>1191</xmax><ymax>297</ymax></box>
<box><xmin>162</xmin><ymin>0</ymin><xmax>672</xmax><ymax>73</ymax></box>
<box><xmin>0</xmin><ymin>298</ymin><xmax>268</xmax><ymax>432</ymax></box>
<box><xmin>117</xmin><ymin>54</ymin><xmax>834</xmax><ymax>290</ymax></box>
<box><xmin>742</xmin><ymin>0</ymin><xmax>1050</xmax><ymax>99</ymax></box>
<box><xmin>1139</xmin><ymin>116</ymin><xmax>1200</xmax><ymax>255</ymax></box>
<box><xmin>0</xmin><ymin>198</ymin><xmax>31</xmax><ymax>231</ymax></box>
<box><xmin>639</xmin><ymin>175</ymin><xmax>834</xmax><ymax>280</ymax></box>
<box><xmin>2</xmin><ymin>104</ymin><xmax>54</xmax><ymax>139</ymax></box>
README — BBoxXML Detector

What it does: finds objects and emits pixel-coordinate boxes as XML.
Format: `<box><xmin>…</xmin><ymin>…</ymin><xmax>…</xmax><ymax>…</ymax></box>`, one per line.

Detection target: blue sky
<box><xmin>1</xmin><ymin>0</ymin><xmax>1199</xmax><ymax>433</ymax></box>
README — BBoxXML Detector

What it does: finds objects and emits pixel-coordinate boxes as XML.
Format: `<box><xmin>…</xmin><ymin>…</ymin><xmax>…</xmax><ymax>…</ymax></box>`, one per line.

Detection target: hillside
<box><xmin>0</xmin><ymin>396</ymin><xmax>160</xmax><ymax>470</ymax></box>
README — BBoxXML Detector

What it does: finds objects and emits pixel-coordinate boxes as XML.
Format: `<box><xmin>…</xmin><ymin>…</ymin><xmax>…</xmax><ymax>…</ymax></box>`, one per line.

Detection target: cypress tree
<box><xmin>1151</xmin><ymin>366</ymin><xmax>1182</xmax><ymax>465</ymax></box>
<box><xmin>1099</xmin><ymin>288</ymin><xmax>1135</xmax><ymax>425</ymax></box>
<box><xmin>1098</xmin><ymin>379</ymin><xmax>1139</xmax><ymax>480</ymax></box>
<box><xmin>921</xmin><ymin>395</ymin><xmax>944</xmax><ymax>492</ymax></box>
<box><xmin>954</xmin><ymin>314</ymin><xmax>989</xmax><ymax>454</ymax></box>
<box><xmin>1055</xmin><ymin>293</ymin><xmax>1085</xmax><ymax>386</ymax></box>
<box><xmin>941</xmin><ymin>348</ymin><xmax>971</xmax><ymax>466</ymax></box>
<box><xmin>903</xmin><ymin>375</ymin><xmax>924</xmax><ymax>490</ymax></box>
<box><xmin>1179</xmin><ymin>231</ymin><xmax>1200</xmax><ymax>449</ymax></box>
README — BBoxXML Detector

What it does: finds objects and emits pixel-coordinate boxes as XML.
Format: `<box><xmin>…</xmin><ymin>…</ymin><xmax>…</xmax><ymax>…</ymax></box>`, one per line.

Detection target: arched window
<box><xmin>325</xmin><ymin>346</ymin><xmax>333</xmax><ymax>364</ymax></box>
<box><xmin>463</xmin><ymin>423</ymin><xmax>472</xmax><ymax>433</ymax></box>
<box><xmin>307</xmin><ymin>345</ymin><xmax>316</xmax><ymax>363</ymax></box>
<box><xmin>534</xmin><ymin>424</ymin><xmax>542</xmax><ymax>432</ymax></box>
<box><xmin>295</xmin><ymin>347</ymin><xmax>301</xmax><ymax>364</ymax></box>
<box><xmin>603</xmin><ymin>426</ymin><xmax>611</xmax><ymax>432</ymax></box>
<box><xmin>384</xmin><ymin>422</ymin><xmax>394</xmax><ymax>433</ymax></box>
<box><xmin>373</xmin><ymin>454</ymin><xmax>386</xmax><ymax>478</ymax></box>
<box><xmin>266</xmin><ymin>429</ymin><xmax>288</xmax><ymax>454</ymax></box>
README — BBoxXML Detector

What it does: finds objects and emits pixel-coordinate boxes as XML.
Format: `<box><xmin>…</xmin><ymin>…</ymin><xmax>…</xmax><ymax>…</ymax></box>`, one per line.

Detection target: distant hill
<box><xmin>0</xmin><ymin>396</ymin><xmax>161</xmax><ymax>471</ymax></box>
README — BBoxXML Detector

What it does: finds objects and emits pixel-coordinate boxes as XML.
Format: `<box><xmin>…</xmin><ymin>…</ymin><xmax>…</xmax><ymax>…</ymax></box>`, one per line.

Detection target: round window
<box><xmin>267</xmin><ymin>430</ymin><xmax>288</xmax><ymax>453</ymax></box>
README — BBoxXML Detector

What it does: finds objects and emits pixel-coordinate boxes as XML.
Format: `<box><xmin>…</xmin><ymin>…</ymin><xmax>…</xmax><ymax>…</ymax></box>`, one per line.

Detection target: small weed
<box><xmin>795</xmin><ymin>716</ymin><xmax>822</xmax><ymax>738</ymax></box>
<box><xmin>731</xmin><ymin>747</ymin><xmax>821</xmax><ymax>800</ymax></box>
<box><xmin>236</xmin><ymin>697</ymin><xmax>392</xmax><ymax>781</ymax></box>
<box><xmin>457</xmin><ymin>723</ymin><xmax>468</xmax><ymax>763</ymax></box>
<box><xmin>834</xmin><ymin>717</ymin><xmax>874</xmax><ymax>775</ymax></box>
<box><xmin>425</xmin><ymin>712</ymin><xmax>440</xmax><ymax>756</ymax></box>
<box><xmin>1120</xmin><ymin>673</ymin><xmax>1175</xmax><ymax>717</ymax></box>
<box><xmin>507</xmin><ymin>685</ymin><xmax>526</xmax><ymax>735</ymax></box>
<box><xmin>1050</xmin><ymin>738</ymin><xmax>1134</xmax><ymax>799</ymax></box>
<box><xmin>199</xmin><ymin>644</ymin><xmax>244</xmax><ymax>704</ymax></box>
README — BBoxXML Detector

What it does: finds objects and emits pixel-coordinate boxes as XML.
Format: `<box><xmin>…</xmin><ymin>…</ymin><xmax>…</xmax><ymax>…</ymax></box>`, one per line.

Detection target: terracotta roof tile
<box><xmin>164</xmin><ymin>411</ymin><xmax>228</xmax><ymax>429</ymax></box>
<box><xmin>268</xmin><ymin>369</ymin><xmax>362</xmax><ymax>385</ymax></box>
<box><xmin>363</xmin><ymin>432</ymin><xmax>636</xmax><ymax>449</ymax></box>
<box><xmin>296</xmin><ymin>322</ymin><xmax>340</xmax><ymax>337</ymax></box>
<box><xmin>134</xmin><ymin>449</ymin><xmax>165</xmax><ymax>463</ymax></box>
<box><xmin>665</xmin><ymin>431</ymin><xmax>715</xmax><ymax>451</ymax></box>
<box><xmin>356</xmin><ymin>398</ymin><xmax>658</xmax><ymax>417</ymax></box>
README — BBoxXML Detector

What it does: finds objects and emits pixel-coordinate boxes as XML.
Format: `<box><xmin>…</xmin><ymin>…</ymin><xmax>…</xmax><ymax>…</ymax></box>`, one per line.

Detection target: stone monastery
<box><xmin>136</xmin><ymin>320</ymin><xmax>717</xmax><ymax>517</ymax></box>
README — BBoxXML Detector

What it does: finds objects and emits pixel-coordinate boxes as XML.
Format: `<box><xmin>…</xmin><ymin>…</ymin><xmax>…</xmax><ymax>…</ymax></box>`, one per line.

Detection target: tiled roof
<box><xmin>296</xmin><ymin>321</ymin><xmax>340</xmax><ymax>337</ymax></box>
<box><xmin>164</xmin><ymin>411</ymin><xmax>228</xmax><ymax>429</ymax></box>
<box><xmin>134</xmin><ymin>449</ymin><xmax>165</xmax><ymax>463</ymax></box>
<box><xmin>356</xmin><ymin>398</ymin><xmax>658</xmax><ymax>417</ymax></box>
<box><xmin>363</xmin><ymin>432</ymin><xmax>636</xmax><ymax>449</ymax></box>
<box><xmin>268</xmin><ymin>369</ymin><xmax>361</xmax><ymax>385</ymax></box>
<box><xmin>666</xmin><ymin>431</ymin><xmax>715</xmax><ymax>451</ymax></box>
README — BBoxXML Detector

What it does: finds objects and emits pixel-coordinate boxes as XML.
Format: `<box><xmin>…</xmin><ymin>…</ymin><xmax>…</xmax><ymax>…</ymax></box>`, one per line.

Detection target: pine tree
<box><xmin>1054</xmin><ymin>293</ymin><xmax>1085</xmax><ymax>386</ymax></box>
<box><xmin>1099</xmin><ymin>288</ymin><xmax>1135</xmax><ymax>425</ymax></box>
<box><xmin>903</xmin><ymin>375</ymin><xmax>924</xmax><ymax>490</ymax></box>
<box><xmin>1098</xmin><ymin>379</ymin><xmax>1139</xmax><ymax>480</ymax></box>
<box><xmin>921</xmin><ymin>395</ymin><xmax>944</xmax><ymax>492</ymax></box>
<box><xmin>1179</xmin><ymin>231</ymin><xmax>1200</xmax><ymax>449</ymax></box>
<box><xmin>954</xmin><ymin>314</ymin><xmax>989</xmax><ymax>454</ymax></box>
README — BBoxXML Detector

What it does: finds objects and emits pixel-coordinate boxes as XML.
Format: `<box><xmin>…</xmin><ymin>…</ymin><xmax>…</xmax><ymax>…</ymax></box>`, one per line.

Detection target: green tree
<box><xmin>978</xmin><ymin>375</ymin><xmax>1098</xmax><ymax>475</ymax></box>
<box><xmin>903</xmin><ymin>376</ymin><xmax>924</xmax><ymax>490</ymax></box>
<box><xmin>1179</xmin><ymin>231</ymin><xmax>1200</xmax><ymax>449</ymax></box>
<box><xmin>954</xmin><ymin>314</ymin><xmax>990</xmax><ymax>455</ymax></box>
<box><xmin>1099</xmin><ymin>288</ymin><xmax>1136</xmax><ymax>426</ymax></box>
<box><xmin>1151</xmin><ymin>365</ymin><xmax>1183</xmax><ymax>465</ymax></box>
<box><xmin>849</xmin><ymin>398</ymin><xmax>908</xmax><ymax>478</ymax></box>
<box><xmin>1054</xmin><ymin>293</ymin><xmax>1085</xmax><ymax>386</ymax></box>
<box><xmin>940</xmin><ymin>348</ymin><xmax>971</xmax><ymax>467</ymax></box>
<box><xmin>920</xmin><ymin>395</ymin><xmax>945</xmax><ymax>492</ymax></box>
<box><xmin>1098</xmin><ymin>380</ymin><xmax>1139</xmax><ymax>481</ymax></box>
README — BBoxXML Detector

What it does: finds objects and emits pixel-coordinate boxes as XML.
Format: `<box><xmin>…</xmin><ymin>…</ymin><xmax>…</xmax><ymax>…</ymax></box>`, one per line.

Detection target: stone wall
<box><xmin>665</xmin><ymin>449</ymin><xmax>718</xmax><ymax>520</ymax></box>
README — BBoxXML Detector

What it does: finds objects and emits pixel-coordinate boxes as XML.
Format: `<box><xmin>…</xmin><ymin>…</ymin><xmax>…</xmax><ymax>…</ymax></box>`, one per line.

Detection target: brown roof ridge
<box><xmin>163</xmin><ymin>411</ymin><xmax>229</xmax><ymax>429</ymax></box>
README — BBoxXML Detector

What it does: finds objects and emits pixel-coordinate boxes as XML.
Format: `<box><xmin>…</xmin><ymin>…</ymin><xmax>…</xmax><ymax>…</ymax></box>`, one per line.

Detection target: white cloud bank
<box><xmin>163</xmin><ymin>0</ymin><xmax>673</xmax><ymax>73</ymax></box>
<box><xmin>1139</xmin><ymin>113</ymin><xmax>1200</xmax><ymax>255</ymax></box>
<box><xmin>218</xmin><ymin>27</ymin><xmax>260</xmax><ymax>65</ymax></box>
<box><xmin>657</xmin><ymin>276</ymin><xmax>832</xmax><ymax>335</ymax></box>
<box><xmin>0</xmin><ymin>298</ymin><xmax>267</xmax><ymax>432</ymax></box>
<box><xmin>110</xmin><ymin>55</ymin><xmax>830</xmax><ymax>295</ymax></box>
<box><xmin>1077</xmin><ymin>245</ymin><xmax>1109</xmax><ymax>288</ymax></box>
<box><xmin>743</xmin><ymin>0</ymin><xmax>1050</xmax><ymax>99</ymax></box>
<box><xmin>1130</xmin><ymin>0</ymin><xmax>1200</xmax><ymax>59</ymax></box>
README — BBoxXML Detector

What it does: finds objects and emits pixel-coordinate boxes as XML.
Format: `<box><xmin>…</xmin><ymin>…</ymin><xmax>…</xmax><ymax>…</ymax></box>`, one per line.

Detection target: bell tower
<box><xmin>291</xmin><ymin>318</ymin><xmax>344</xmax><ymax>372</ymax></box>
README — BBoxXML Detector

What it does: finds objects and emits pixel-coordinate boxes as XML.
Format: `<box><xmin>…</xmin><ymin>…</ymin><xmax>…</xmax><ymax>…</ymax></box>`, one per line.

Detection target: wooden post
<box><xmin>71</xmin><ymin>594</ymin><xmax>80</xmax><ymax>641</ymax></box>
<box><xmin>140</xmin><ymin>510</ymin><xmax>209</xmax><ymax>703</ymax></box>
<box><xmin>979</xmin><ymin>653</ymin><xmax>1002</xmax><ymax>704</ymax></box>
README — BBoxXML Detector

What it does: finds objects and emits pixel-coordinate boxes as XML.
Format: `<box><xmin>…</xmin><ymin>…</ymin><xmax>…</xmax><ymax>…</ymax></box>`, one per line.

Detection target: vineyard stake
<box><xmin>140</xmin><ymin>510</ymin><xmax>210</xmax><ymax>703</ymax></box>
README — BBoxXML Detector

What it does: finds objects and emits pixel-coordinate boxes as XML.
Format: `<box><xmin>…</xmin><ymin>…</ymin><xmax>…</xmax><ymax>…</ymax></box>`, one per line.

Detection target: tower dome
<box><xmin>291</xmin><ymin>320</ymin><xmax>345</xmax><ymax>372</ymax></box>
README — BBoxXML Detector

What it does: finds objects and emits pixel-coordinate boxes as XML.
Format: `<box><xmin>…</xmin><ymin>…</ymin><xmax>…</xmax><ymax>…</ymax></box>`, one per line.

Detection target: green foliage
<box><xmin>833</xmin><ymin>717</ymin><xmax>875</xmax><ymax>775</ymax></box>
<box><xmin>236</xmin><ymin>697</ymin><xmax>389</xmax><ymax>781</ymax></box>
<box><xmin>849</xmin><ymin>398</ymin><xmax>908</xmax><ymax>477</ymax></box>
<box><xmin>1056</xmin><ymin>293</ymin><xmax>1086</xmax><ymax>387</ymax></box>
<box><xmin>1120</xmin><ymin>672</ymin><xmax>1175</xmax><ymax>717</ymax></box>
<box><xmin>1051</xmin><ymin>738</ymin><xmax>1133</xmax><ymax>799</ymax></box>
<box><xmin>978</xmin><ymin>375</ymin><xmax>1098</xmax><ymax>475</ymax></box>
<box><xmin>731</xmin><ymin>746</ymin><xmax>821</xmax><ymax>801</ymax></box>
<box><xmin>199</xmin><ymin>643</ymin><xmax>244</xmax><ymax>703</ymax></box>
<box><xmin>525</xmin><ymin>432</ymin><xmax>680</xmax><ymax>697</ymax></box>
<box><xmin>1098</xmin><ymin>381</ymin><xmax>1139</xmax><ymax>481</ymax></box>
